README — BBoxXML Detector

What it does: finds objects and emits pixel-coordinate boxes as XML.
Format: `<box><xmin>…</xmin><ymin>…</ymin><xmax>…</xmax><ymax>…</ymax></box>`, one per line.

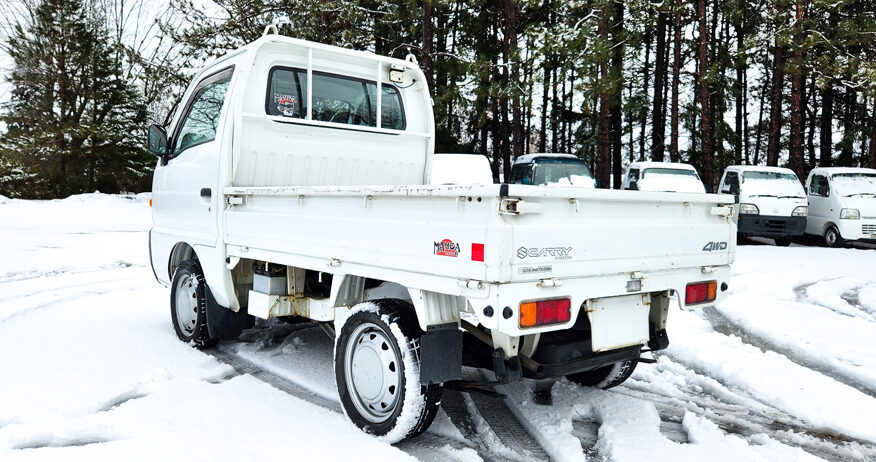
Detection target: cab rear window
<box><xmin>266</xmin><ymin>67</ymin><xmax>405</xmax><ymax>130</ymax></box>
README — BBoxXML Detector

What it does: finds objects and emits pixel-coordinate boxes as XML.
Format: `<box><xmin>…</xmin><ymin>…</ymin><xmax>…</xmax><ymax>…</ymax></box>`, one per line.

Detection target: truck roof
<box><xmin>627</xmin><ymin>161</ymin><xmax>698</xmax><ymax>172</ymax></box>
<box><xmin>809</xmin><ymin>167</ymin><xmax>876</xmax><ymax>176</ymax></box>
<box><xmin>513</xmin><ymin>153</ymin><xmax>579</xmax><ymax>165</ymax></box>
<box><xmin>724</xmin><ymin>165</ymin><xmax>797</xmax><ymax>175</ymax></box>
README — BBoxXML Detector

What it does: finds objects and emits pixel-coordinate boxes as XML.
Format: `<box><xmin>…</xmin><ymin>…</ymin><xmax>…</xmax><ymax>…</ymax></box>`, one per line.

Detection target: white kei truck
<box><xmin>147</xmin><ymin>30</ymin><xmax>736</xmax><ymax>442</ymax></box>
<box><xmin>804</xmin><ymin>167</ymin><xmax>876</xmax><ymax>247</ymax></box>
<box><xmin>718</xmin><ymin>166</ymin><xmax>808</xmax><ymax>247</ymax></box>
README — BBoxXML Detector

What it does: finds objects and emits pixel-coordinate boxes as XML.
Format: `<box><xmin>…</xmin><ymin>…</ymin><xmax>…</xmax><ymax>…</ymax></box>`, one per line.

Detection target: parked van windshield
<box><xmin>742</xmin><ymin>171</ymin><xmax>804</xmax><ymax>198</ymax></box>
<box><xmin>532</xmin><ymin>159</ymin><xmax>594</xmax><ymax>186</ymax></box>
<box><xmin>642</xmin><ymin>167</ymin><xmax>700</xmax><ymax>178</ymax></box>
<box><xmin>831</xmin><ymin>173</ymin><xmax>876</xmax><ymax>197</ymax></box>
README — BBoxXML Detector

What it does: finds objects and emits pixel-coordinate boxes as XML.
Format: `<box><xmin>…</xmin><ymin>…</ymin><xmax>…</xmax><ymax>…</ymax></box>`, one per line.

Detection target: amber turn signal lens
<box><xmin>519</xmin><ymin>302</ymin><xmax>537</xmax><ymax>328</ymax></box>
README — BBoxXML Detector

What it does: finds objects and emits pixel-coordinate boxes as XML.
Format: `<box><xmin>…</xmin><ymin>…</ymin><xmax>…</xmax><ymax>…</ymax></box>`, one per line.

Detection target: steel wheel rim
<box><xmin>174</xmin><ymin>273</ymin><xmax>199</xmax><ymax>336</ymax></box>
<box><xmin>344</xmin><ymin>322</ymin><xmax>402</xmax><ymax>423</ymax></box>
<box><xmin>826</xmin><ymin>228</ymin><xmax>837</xmax><ymax>246</ymax></box>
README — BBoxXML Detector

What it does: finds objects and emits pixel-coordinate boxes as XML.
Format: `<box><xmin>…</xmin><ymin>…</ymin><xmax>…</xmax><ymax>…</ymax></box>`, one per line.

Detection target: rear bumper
<box><xmin>525</xmin><ymin>344</ymin><xmax>641</xmax><ymax>379</ymax></box>
<box><xmin>738</xmin><ymin>215</ymin><xmax>806</xmax><ymax>237</ymax></box>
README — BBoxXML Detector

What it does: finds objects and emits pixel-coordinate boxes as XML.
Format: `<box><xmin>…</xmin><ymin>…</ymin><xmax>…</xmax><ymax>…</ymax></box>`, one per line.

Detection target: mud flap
<box><xmin>205</xmin><ymin>286</ymin><xmax>254</xmax><ymax>339</ymax></box>
<box><xmin>420</xmin><ymin>324</ymin><xmax>462</xmax><ymax>385</ymax></box>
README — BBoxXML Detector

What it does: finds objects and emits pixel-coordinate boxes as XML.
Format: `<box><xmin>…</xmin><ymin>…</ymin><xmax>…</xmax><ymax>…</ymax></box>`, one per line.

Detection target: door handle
<box><xmin>200</xmin><ymin>188</ymin><xmax>212</xmax><ymax>198</ymax></box>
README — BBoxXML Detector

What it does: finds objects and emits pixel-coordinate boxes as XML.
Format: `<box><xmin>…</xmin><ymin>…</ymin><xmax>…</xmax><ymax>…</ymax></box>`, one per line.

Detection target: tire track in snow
<box><xmin>0</xmin><ymin>278</ymin><xmax>145</xmax><ymax>324</ymax></box>
<box><xmin>624</xmin><ymin>356</ymin><xmax>876</xmax><ymax>462</ymax></box>
<box><xmin>207</xmin><ymin>345</ymin><xmax>483</xmax><ymax>462</ymax></box>
<box><xmin>794</xmin><ymin>280</ymin><xmax>876</xmax><ymax>323</ymax></box>
<box><xmin>701</xmin><ymin>306</ymin><xmax>876</xmax><ymax>400</ymax></box>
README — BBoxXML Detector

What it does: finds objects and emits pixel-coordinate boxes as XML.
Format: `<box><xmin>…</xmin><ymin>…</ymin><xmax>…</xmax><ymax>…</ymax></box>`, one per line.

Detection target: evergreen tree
<box><xmin>0</xmin><ymin>0</ymin><xmax>149</xmax><ymax>199</ymax></box>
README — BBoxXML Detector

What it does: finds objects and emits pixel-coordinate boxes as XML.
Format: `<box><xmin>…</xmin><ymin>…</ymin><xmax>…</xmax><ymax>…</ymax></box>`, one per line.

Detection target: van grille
<box><xmin>863</xmin><ymin>224</ymin><xmax>876</xmax><ymax>235</ymax></box>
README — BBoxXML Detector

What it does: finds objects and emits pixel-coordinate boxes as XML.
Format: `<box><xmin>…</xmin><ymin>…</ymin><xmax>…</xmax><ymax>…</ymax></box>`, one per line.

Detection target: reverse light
<box><xmin>792</xmin><ymin>206</ymin><xmax>807</xmax><ymax>217</ymax></box>
<box><xmin>738</xmin><ymin>203</ymin><xmax>759</xmax><ymax>215</ymax></box>
<box><xmin>840</xmin><ymin>208</ymin><xmax>860</xmax><ymax>220</ymax></box>
<box><xmin>519</xmin><ymin>298</ymin><xmax>571</xmax><ymax>328</ymax></box>
<box><xmin>685</xmin><ymin>281</ymin><xmax>717</xmax><ymax>305</ymax></box>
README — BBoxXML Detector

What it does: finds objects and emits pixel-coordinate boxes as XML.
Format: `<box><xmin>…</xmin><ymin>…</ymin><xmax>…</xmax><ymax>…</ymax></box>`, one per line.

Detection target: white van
<box><xmin>508</xmin><ymin>153</ymin><xmax>596</xmax><ymax>188</ymax></box>
<box><xmin>147</xmin><ymin>30</ymin><xmax>734</xmax><ymax>442</ymax></box>
<box><xmin>805</xmin><ymin>167</ymin><xmax>876</xmax><ymax>247</ymax></box>
<box><xmin>622</xmin><ymin>161</ymin><xmax>706</xmax><ymax>193</ymax></box>
<box><xmin>431</xmin><ymin>153</ymin><xmax>493</xmax><ymax>185</ymax></box>
<box><xmin>718</xmin><ymin>166</ymin><xmax>808</xmax><ymax>246</ymax></box>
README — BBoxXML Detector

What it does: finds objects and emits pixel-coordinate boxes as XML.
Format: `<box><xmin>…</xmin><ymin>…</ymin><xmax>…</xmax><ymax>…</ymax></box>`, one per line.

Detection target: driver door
<box><xmin>152</xmin><ymin>67</ymin><xmax>234</xmax><ymax>246</ymax></box>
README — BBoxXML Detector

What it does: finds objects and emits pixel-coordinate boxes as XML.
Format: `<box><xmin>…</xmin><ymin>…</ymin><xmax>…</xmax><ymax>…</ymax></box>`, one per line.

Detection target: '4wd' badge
<box><xmin>702</xmin><ymin>241</ymin><xmax>728</xmax><ymax>252</ymax></box>
<box><xmin>434</xmin><ymin>239</ymin><xmax>460</xmax><ymax>257</ymax></box>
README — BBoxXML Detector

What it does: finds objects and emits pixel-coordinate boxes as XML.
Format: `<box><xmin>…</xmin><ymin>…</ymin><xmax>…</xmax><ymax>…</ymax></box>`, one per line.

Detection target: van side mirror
<box><xmin>148</xmin><ymin>124</ymin><xmax>168</xmax><ymax>157</ymax></box>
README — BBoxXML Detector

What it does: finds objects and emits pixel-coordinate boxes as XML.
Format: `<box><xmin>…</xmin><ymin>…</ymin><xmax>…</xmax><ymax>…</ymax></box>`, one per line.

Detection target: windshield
<box><xmin>742</xmin><ymin>171</ymin><xmax>805</xmax><ymax>197</ymax></box>
<box><xmin>642</xmin><ymin>167</ymin><xmax>700</xmax><ymax>179</ymax></box>
<box><xmin>532</xmin><ymin>161</ymin><xmax>594</xmax><ymax>186</ymax></box>
<box><xmin>831</xmin><ymin>173</ymin><xmax>876</xmax><ymax>197</ymax></box>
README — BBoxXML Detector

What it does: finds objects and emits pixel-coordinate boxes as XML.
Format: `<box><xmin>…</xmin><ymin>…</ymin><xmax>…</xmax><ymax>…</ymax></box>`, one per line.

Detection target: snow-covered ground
<box><xmin>2</xmin><ymin>194</ymin><xmax>875</xmax><ymax>461</ymax></box>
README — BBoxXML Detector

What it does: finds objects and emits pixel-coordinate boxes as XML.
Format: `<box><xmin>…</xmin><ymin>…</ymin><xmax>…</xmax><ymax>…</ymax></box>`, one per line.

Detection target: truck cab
<box><xmin>508</xmin><ymin>153</ymin><xmax>596</xmax><ymax>188</ymax></box>
<box><xmin>805</xmin><ymin>167</ymin><xmax>876</xmax><ymax>247</ymax></box>
<box><xmin>622</xmin><ymin>161</ymin><xmax>706</xmax><ymax>193</ymax></box>
<box><xmin>431</xmin><ymin>153</ymin><xmax>494</xmax><ymax>185</ymax></box>
<box><xmin>718</xmin><ymin>166</ymin><xmax>808</xmax><ymax>246</ymax></box>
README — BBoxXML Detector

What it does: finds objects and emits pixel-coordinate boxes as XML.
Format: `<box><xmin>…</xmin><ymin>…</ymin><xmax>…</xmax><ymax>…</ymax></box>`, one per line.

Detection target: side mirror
<box><xmin>147</xmin><ymin>124</ymin><xmax>168</xmax><ymax>157</ymax></box>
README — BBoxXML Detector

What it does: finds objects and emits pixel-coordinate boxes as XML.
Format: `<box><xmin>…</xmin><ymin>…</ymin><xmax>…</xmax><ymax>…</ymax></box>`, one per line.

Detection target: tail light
<box><xmin>519</xmin><ymin>298</ymin><xmax>571</xmax><ymax>328</ymax></box>
<box><xmin>685</xmin><ymin>281</ymin><xmax>717</xmax><ymax>305</ymax></box>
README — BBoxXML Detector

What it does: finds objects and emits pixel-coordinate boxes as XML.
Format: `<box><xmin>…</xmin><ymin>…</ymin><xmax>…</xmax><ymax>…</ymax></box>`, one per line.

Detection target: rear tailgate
<box><xmin>492</xmin><ymin>185</ymin><xmax>735</xmax><ymax>283</ymax></box>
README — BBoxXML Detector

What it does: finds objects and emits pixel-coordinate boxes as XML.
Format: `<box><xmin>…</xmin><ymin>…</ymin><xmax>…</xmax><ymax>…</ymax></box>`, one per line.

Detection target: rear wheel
<box><xmin>567</xmin><ymin>359</ymin><xmax>638</xmax><ymax>389</ymax></box>
<box><xmin>824</xmin><ymin>226</ymin><xmax>844</xmax><ymax>248</ymax></box>
<box><xmin>335</xmin><ymin>299</ymin><xmax>442</xmax><ymax>442</ymax></box>
<box><xmin>170</xmin><ymin>260</ymin><xmax>216</xmax><ymax>348</ymax></box>
<box><xmin>774</xmin><ymin>237</ymin><xmax>792</xmax><ymax>247</ymax></box>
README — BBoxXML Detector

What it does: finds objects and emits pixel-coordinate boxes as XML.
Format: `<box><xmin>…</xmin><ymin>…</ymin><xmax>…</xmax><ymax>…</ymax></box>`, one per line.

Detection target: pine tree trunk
<box><xmin>735</xmin><ymin>11</ymin><xmax>745</xmax><ymax>166</ymax></box>
<box><xmin>754</xmin><ymin>62</ymin><xmax>769</xmax><ymax>165</ymax></box>
<box><xmin>869</xmin><ymin>99</ymin><xmax>876</xmax><ymax>168</ymax></box>
<box><xmin>819</xmin><ymin>88</ymin><xmax>834</xmax><ymax>168</ymax></box>
<box><xmin>421</xmin><ymin>1</ymin><xmax>434</xmax><ymax>91</ymax></box>
<box><xmin>610</xmin><ymin>0</ymin><xmax>624</xmax><ymax>189</ymax></box>
<box><xmin>669</xmin><ymin>0</ymin><xmax>682</xmax><ymax>162</ymax></box>
<box><xmin>596</xmin><ymin>2</ymin><xmax>611</xmax><ymax>189</ymax></box>
<box><xmin>540</xmin><ymin>58</ymin><xmax>551</xmax><ymax>152</ymax></box>
<box><xmin>640</xmin><ymin>19</ymin><xmax>651</xmax><ymax>161</ymax></box>
<box><xmin>551</xmin><ymin>65</ymin><xmax>559</xmax><ymax>153</ymax></box>
<box><xmin>766</xmin><ymin>41</ymin><xmax>784</xmax><ymax>167</ymax></box>
<box><xmin>807</xmin><ymin>75</ymin><xmax>817</xmax><ymax>168</ymax></box>
<box><xmin>502</xmin><ymin>0</ymin><xmax>522</xmax><ymax>161</ymax></box>
<box><xmin>696</xmin><ymin>0</ymin><xmax>714</xmax><ymax>190</ymax></box>
<box><xmin>652</xmin><ymin>12</ymin><xmax>668</xmax><ymax>161</ymax></box>
<box><xmin>788</xmin><ymin>0</ymin><xmax>806</xmax><ymax>179</ymax></box>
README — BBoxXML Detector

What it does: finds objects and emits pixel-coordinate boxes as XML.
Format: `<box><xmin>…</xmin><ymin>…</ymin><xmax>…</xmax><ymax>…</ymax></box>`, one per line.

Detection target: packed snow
<box><xmin>2</xmin><ymin>194</ymin><xmax>876</xmax><ymax>461</ymax></box>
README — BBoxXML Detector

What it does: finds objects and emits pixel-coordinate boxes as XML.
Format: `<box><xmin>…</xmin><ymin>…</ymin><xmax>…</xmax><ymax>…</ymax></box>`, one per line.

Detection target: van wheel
<box><xmin>170</xmin><ymin>260</ymin><xmax>216</xmax><ymax>348</ymax></box>
<box><xmin>824</xmin><ymin>226</ymin><xmax>844</xmax><ymax>248</ymax></box>
<box><xmin>567</xmin><ymin>359</ymin><xmax>637</xmax><ymax>389</ymax></box>
<box><xmin>774</xmin><ymin>237</ymin><xmax>792</xmax><ymax>247</ymax></box>
<box><xmin>335</xmin><ymin>299</ymin><xmax>442</xmax><ymax>442</ymax></box>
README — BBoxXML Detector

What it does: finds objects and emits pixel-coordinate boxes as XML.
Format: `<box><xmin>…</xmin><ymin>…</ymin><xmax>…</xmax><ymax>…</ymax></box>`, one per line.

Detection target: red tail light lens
<box><xmin>520</xmin><ymin>298</ymin><xmax>572</xmax><ymax>328</ymax></box>
<box><xmin>685</xmin><ymin>281</ymin><xmax>717</xmax><ymax>305</ymax></box>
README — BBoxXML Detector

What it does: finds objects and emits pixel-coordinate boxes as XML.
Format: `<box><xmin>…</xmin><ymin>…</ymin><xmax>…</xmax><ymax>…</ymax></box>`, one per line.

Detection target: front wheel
<box><xmin>335</xmin><ymin>299</ymin><xmax>442</xmax><ymax>442</ymax></box>
<box><xmin>824</xmin><ymin>226</ymin><xmax>844</xmax><ymax>248</ymax></box>
<box><xmin>567</xmin><ymin>359</ymin><xmax>638</xmax><ymax>389</ymax></box>
<box><xmin>170</xmin><ymin>260</ymin><xmax>216</xmax><ymax>348</ymax></box>
<box><xmin>774</xmin><ymin>237</ymin><xmax>792</xmax><ymax>247</ymax></box>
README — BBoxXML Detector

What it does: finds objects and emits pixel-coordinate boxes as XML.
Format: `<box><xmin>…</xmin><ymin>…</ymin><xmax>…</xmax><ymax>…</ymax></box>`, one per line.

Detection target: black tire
<box><xmin>774</xmin><ymin>237</ymin><xmax>792</xmax><ymax>247</ymax></box>
<box><xmin>170</xmin><ymin>259</ymin><xmax>216</xmax><ymax>348</ymax></box>
<box><xmin>335</xmin><ymin>299</ymin><xmax>442</xmax><ymax>442</ymax></box>
<box><xmin>824</xmin><ymin>226</ymin><xmax>844</xmax><ymax>248</ymax></box>
<box><xmin>567</xmin><ymin>359</ymin><xmax>638</xmax><ymax>390</ymax></box>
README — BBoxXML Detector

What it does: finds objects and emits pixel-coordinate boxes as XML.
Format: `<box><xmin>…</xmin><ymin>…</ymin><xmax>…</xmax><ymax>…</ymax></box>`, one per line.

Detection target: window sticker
<box><xmin>274</xmin><ymin>93</ymin><xmax>296</xmax><ymax>116</ymax></box>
